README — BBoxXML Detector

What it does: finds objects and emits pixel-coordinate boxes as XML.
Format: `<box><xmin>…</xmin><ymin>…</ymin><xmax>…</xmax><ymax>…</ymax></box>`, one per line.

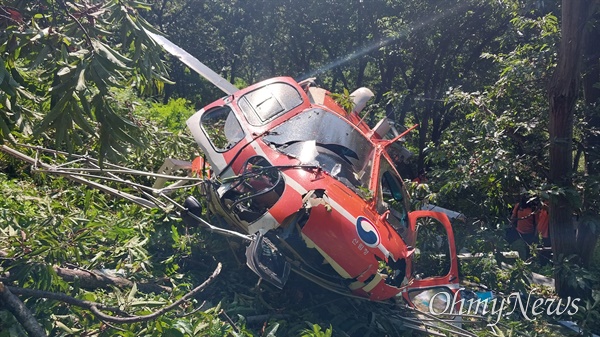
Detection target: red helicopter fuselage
<box><xmin>186</xmin><ymin>76</ymin><xmax>460</xmax><ymax>303</ymax></box>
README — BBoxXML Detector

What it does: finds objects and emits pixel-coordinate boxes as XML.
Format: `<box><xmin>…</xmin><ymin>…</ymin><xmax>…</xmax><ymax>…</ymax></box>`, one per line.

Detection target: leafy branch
<box><xmin>329</xmin><ymin>88</ymin><xmax>355</xmax><ymax>114</ymax></box>
<box><xmin>0</xmin><ymin>0</ymin><xmax>172</xmax><ymax>161</ymax></box>
<box><xmin>56</xmin><ymin>0</ymin><xmax>93</xmax><ymax>49</ymax></box>
<box><xmin>2</xmin><ymin>262</ymin><xmax>221</xmax><ymax>331</ymax></box>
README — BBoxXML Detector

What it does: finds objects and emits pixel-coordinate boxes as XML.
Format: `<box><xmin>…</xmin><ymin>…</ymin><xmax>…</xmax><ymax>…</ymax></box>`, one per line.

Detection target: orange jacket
<box><xmin>511</xmin><ymin>204</ymin><xmax>536</xmax><ymax>234</ymax></box>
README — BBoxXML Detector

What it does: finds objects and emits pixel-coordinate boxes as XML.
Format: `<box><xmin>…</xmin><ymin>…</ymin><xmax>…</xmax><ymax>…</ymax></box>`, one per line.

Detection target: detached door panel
<box><xmin>404</xmin><ymin>211</ymin><xmax>460</xmax><ymax>312</ymax></box>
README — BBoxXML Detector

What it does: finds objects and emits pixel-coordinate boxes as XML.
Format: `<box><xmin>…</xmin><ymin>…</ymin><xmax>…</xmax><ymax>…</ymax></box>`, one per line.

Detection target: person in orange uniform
<box><xmin>412</xmin><ymin>169</ymin><xmax>428</xmax><ymax>184</ymax></box>
<box><xmin>535</xmin><ymin>201</ymin><xmax>552</xmax><ymax>266</ymax></box>
<box><xmin>510</xmin><ymin>196</ymin><xmax>536</xmax><ymax>259</ymax></box>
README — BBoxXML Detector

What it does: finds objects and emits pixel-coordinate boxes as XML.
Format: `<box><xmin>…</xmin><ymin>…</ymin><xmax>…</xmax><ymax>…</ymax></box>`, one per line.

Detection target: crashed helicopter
<box><xmin>1</xmin><ymin>28</ymin><xmax>461</xmax><ymax>310</ymax></box>
<box><xmin>179</xmin><ymin>75</ymin><xmax>461</xmax><ymax>304</ymax></box>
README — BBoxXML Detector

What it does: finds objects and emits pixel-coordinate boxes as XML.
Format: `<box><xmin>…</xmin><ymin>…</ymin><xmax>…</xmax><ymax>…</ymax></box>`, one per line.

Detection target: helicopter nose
<box><xmin>181</xmin><ymin>196</ymin><xmax>203</xmax><ymax>227</ymax></box>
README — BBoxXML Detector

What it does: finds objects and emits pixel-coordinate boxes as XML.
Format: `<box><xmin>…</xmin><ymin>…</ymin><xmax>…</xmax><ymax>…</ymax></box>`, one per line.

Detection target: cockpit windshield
<box><xmin>262</xmin><ymin>108</ymin><xmax>374</xmax><ymax>190</ymax></box>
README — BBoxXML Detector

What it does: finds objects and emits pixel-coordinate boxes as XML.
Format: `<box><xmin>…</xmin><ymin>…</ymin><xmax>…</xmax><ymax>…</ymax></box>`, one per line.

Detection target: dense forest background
<box><xmin>1</xmin><ymin>0</ymin><xmax>600</xmax><ymax>336</ymax></box>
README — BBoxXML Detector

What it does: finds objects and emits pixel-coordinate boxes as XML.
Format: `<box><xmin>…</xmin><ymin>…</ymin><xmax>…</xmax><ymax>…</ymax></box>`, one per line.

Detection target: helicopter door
<box><xmin>187</xmin><ymin>105</ymin><xmax>246</xmax><ymax>177</ymax></box>
<box><xmin>404</xmin><ymin>210</ymin><xmax>460</xmax><ymax>314</ymax></box>
<box><xmin>376</xmin><ymin>157</ymin><xmax>410</xmax><ymax>239</ymax></box>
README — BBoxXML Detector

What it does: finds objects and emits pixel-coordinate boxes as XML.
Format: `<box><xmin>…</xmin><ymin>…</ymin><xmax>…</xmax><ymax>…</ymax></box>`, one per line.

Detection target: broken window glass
<box><xmin>262</xmin><ymin>108</ymin><xmax>374</xmax><ymax>190</ymax></box>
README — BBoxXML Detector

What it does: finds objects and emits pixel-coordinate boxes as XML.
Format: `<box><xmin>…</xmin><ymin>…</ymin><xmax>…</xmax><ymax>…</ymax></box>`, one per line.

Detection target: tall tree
<box><xmin>377</xmin><ymin>0</ymin><xmax>513</xmax><ymax>172</ymax></box>
<box><xmin>548</xmin><ymin>0</ymin><xmax>600</xmax><ymax>297</ymax></box>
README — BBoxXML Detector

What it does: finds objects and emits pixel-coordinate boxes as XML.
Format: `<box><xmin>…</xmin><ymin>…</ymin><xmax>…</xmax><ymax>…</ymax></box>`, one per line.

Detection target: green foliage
<box><xmin>357</xmin><ymin>185</ymin><xmax>374</xmax><ymax>201</ymax></box>
<box><xmin>553</xmin><ymin>255</ymin><xmax>597</xmax><ymax>295</ymax></box>
<box><xmin>0</xmin><ymin>0</ymin><xmax>171</xmax><ymax>161</ymax></box>
<box><xmin>147</xmin><ymin>98</ymin><xmax>195</xmax><ymax>132</ymax></box>
<box><xmin>329</xmin><ymin>88</ymin><xmax>355</xmax><ymax>114</ymax></box>
<box><xmin>1</xmin><ymin>0</ymin><xmax>599</xmax><ymax>336</ymax></box>
<box><xmin>300</xmin><ymin>323</ymin><xmax>332</xmax><ymax>337</ymax></box>
<box><xmin>0</xmin><ymin>104</ymin><xmax>215</xmax><ymax>336</ymax></box>
<box><xmin>572</xmin><ymin>293</ymin><xmax>600</xmax><ymax>336</ymax></box>
<box><xmin>425</xmin><ymin>9</ymin><xmax>559</xmax><ymax>222</ymax></box>
<box><xmin>0</xmin><ymin>170</ymin><xmax>233</xmax><ymax>336</ymax></box>
<box><xmin>0</xmin><ymin>307</ymin><xmax>27</xmax><ymax>337</ymax></box>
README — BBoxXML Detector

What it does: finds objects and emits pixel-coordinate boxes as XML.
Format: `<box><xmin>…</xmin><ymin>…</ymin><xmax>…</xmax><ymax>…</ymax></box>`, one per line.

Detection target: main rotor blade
<box><xmin>144</xmin><ymin>29</ymin><xmax>238</xmax><ymax>95</ymax></box>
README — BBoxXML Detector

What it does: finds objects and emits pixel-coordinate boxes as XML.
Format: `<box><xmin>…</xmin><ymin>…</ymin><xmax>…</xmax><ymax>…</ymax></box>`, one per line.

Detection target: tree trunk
<box><xmin>547</xmin><ymin>0</ymin><xmax>597</xmax><ymax>298</ymax></box>
<box><xmin>582</xmin><ymin>12</ymin><xmax>600</xmax><ymax>177</ymax></box>
<box><xmin>579</xmin><ymin>11</ymin><xmax>600</xmax><ymax>267</ymax></box>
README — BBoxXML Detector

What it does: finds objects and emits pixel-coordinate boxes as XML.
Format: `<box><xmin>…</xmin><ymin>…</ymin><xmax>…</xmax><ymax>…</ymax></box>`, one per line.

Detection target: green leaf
<box><xmin>130</xmin><ymin>1</ymin><xmax>152</xmax><ymax>11</ymax></box>
<box><xmin>30</xmin><ymin>27</ymin><xmax>50</xmax><ymax>42</ymax></box>
<box><xmin>129</xmin><ymin>300</ymin><xmax>167</xmax><ymax>307</ymax></box>
<box><xmin>171</xmin><ymin>224</ymin><xmax>180</xmax><ymax>243</ymax></box>
<box><xmin>28</xmin><ymin>45</ymin><xmax>51</xmax><ymax>70</ymax></box>
<box><xmin>34</xmin><ymin>93</ymin><xmax>71</xmax><ymax>135</ymax></box>
<box><xmin>91</xmin><ymin>39</ymin><xmax>132</xmax><ymax>69</ymax></box>
<box><xmin>55</xmin><ymin>321</ymin><xmax>74</xmax><ymax>334</ymax></box>
<box><xmin>71</xmin><ymin>99</ymin><xmax>97</xmax><ymax>135</ymax></box>
<box><xmin>127</xmin><ymin>282</ymin><xmax>138</xmax><ymax>303</ymax></box>
<box><xmin>263</xmin><ymin>323</ymin><xmax>279</xmax><ymax>337</ymax></box>
<box><xmin>161</xmin><ymin>328</ymin><xmax>183</xmax><ymax>337</ymax></box>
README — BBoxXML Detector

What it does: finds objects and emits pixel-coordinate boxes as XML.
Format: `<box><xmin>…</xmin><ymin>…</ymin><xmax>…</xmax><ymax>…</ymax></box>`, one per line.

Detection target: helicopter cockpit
<box><xmin>262</xmin><ymin>108</ymin><xmax>374</xmax><ymax>191</ymax></box>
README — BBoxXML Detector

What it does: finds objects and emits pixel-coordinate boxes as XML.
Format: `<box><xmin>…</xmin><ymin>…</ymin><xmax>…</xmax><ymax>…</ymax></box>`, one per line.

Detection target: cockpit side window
<box><xmin>377</xmin><ymin>157</ymin><xmax>409</xmax><ymax>237</ymax></box>
<box><xmin>382</xmin><ymin>171</ymin><xmax>404</xmax><ymax>201</ymax></box>
<box><xmin>201</xmin><ymin>106</ymin><xmax>245</xmax><ymax>152</ymax></box>
<box><xmin>238</xmin><ymin>82</ymin><xmax>303</xmax><ymax>126</ymax></box>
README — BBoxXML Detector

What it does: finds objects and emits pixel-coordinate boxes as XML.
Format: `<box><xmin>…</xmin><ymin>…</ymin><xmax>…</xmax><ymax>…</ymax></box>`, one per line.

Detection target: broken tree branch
<box><xmin>0</xmin><ymin>282</ymin><xmax>47</xmax><ymax>337</ymax></box>
<box><xmin>0</xmin><ymin>250</ymin><xmax>171</xmax><ymax>294</ymax></box>
<box><xmin>8</xmin><ymin>286</ymin><xmax>130</xmax><ymax>317</ymax></box>
<box><xmin>54</xmin><ymin>266</ymin><xmax>172</xmax><ymax>294</ymax></box>
<box><xmin>7</xmin><ymin>262</ymin><xmax>222</xmax><ymax>324</ymax></box>
<box><xmin>89</xmin><ymin>262</ymin><xmax>222</xmax><ymax>324</ymax></box>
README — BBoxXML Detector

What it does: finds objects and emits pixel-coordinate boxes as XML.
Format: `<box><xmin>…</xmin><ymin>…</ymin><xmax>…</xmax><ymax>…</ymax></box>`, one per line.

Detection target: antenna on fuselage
<box><xmin>384</xmin><ymin>124</ymin><xmax>419</xmax><ymax>148</ymax></box>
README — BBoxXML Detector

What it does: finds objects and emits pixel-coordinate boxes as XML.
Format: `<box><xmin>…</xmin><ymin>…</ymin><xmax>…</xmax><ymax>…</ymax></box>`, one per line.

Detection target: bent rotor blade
<box><xmin>144</xmin><ymin>29</ymin><xmax>238</xmax><ymax>95</ymax></box>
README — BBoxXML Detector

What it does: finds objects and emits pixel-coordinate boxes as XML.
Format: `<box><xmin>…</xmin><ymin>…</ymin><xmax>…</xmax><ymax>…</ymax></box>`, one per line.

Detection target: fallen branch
<box><xmin>91</xmin><ymin>262</ymin><xmax>221</xmax><ymax>323</ymax></box>
<box><xmin>0</xmin><ymin>282</ymin><xmax>47</xmax><ymax>337</ymax></box>
<box><xmin>8</xmin><ymin>286</ymin><xmax>130</xmax><ymax>317</ymax></box>
<box><xmin>0</xmin><ymin>251</ymin><xmax>171</xmax><ymax>294</ymax></box>
<box><xmin>245</xmin><ymin>313</ymin><xmax>290</xmax><ymax>325</ymax></box>
<box><xmin>8</xmin><ymin>262</ymin><xmax>221</xmax><ymax>324</ymax></box>
<box><xmin>54</xmin><ymin>266</ymin><xmax>172</xmax><ymax>294</ymax></box>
